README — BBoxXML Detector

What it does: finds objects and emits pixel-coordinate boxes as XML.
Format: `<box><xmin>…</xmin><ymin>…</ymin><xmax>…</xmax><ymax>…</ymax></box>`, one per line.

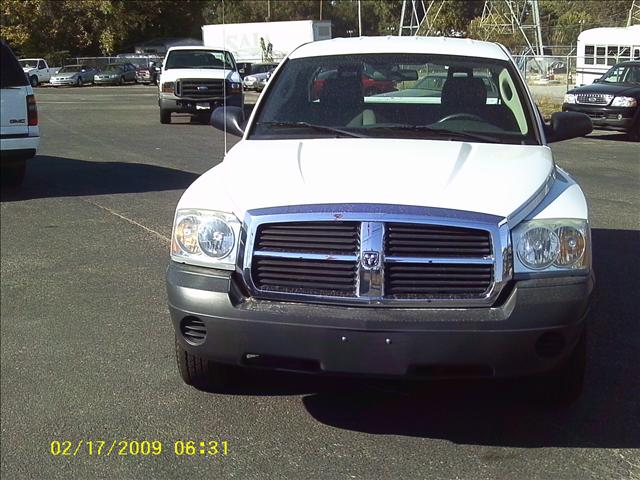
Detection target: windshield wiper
<box><xmin>367</xmin><ymin>124</ymin><xmax>499</xmax><ymax>143</ymax></box>
<box><xmin>256</xmin><ymin>121</ymin><xmax>366</xmax><ymax>138</ymax></box>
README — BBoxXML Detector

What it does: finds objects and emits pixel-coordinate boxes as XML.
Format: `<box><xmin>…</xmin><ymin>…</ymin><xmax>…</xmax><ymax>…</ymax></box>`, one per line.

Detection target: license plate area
<box><xmin>196</xmin><ymin>102</ymin><xmax>210</xmax><ymax>110</ymax></box>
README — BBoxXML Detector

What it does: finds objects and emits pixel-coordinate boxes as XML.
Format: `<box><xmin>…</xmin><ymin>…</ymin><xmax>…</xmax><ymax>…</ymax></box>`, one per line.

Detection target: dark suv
<box><xmin>563</xmin><ymin>61</ymin><xmax>640</xmax><ymax>141</ymax></box>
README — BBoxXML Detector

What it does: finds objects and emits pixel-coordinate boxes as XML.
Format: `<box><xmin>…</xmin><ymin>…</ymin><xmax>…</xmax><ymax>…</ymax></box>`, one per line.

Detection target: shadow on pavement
<box><xmin>200</xmin><ymin>228</ymin><xmax>639</xmax><ymax>448</ymax></box>
<box><xmin>585</xmin><ymin>131</ymin><xmax>633</xmax><ymax>142</ymax></box>
<box><xmin>0</xmin><ymin>155</ymin><xmax>199</xmax><ymax>201</ymax></box>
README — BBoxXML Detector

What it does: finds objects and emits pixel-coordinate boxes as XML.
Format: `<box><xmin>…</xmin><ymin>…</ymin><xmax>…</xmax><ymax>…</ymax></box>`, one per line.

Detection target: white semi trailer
<box><xmin>202</xmin><ymin>20</ymin><xmax>332</xmax><ymax>63</ymax></box>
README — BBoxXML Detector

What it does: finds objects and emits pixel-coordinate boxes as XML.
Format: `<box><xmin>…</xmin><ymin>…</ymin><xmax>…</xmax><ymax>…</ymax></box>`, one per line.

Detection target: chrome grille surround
<box><xmin>240</xmin><ymin>204</ymin><xmax>512</xmax><ymax>308</ymax></box>
<box><xmin>575</xmin><ymin>93</ymin><xmax>613</xmax><ymax>105</ymax></box>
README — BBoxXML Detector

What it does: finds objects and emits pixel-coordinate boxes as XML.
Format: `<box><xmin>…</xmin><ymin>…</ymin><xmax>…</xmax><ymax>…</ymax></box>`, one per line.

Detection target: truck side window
<box><xmin>38</xmin><ymin>60</ymin><xmax>45</xmax><ymax>69</ymax></box>
<box><xmin>1</xmin><ymin>42</ymin><xmax>29</xmax><ymax>88</ymax></box>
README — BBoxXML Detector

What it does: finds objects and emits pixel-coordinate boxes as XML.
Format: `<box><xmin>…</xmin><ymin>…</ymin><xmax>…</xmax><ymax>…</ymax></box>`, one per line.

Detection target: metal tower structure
<box><xmin>398</xmin><ymin>0</ymin><xmax>448</xmax><ymax>36</ymax></box>
<box><xmin>476</xmin><ymin>0</ymin><xmax>545</xmax><ymax>56</ymax></box>
<box><xmin>628</xmin><ymin>0</ymin><xmax>640</xmax><ymax>26</ymax></box>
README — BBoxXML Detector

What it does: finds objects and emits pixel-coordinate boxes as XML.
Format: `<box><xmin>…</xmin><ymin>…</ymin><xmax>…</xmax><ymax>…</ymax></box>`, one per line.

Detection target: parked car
<box><xmin>1</xmin><ymin>41</ymin><xmax>39</xmax><ymax>187</ymax></box>
<box><xmin>378</xmin><ymin>71</ymin><xmax>499</xmax><ymax>102</ymax></box>
<box><xmin>563</xmin><ymin>60</ymin><xmax>640</xmax><ymax>141</ymax></box>
<box><xmin>49</xmin><ymin>64</ymin><xmax>96</xmax><ymax>87</ymax></box>
<box><xmin>242</xmin><ymin>63</ymin><xmax>278</xmax><ymax>90</ymax></box>
<box><xmin>136</xmin><ymin>61</ymin><xmax>161</xmax><ymax>85</ymax></box>
<box><xmin>94</xmin><ymin>63</ymin><xmax>137</xmax><ymax>85</ymax></box>
<box><xmin>18</xmin><ymin>57</ymin><xmax>52</xmax><ymax>86</ymax></box>
<box><xmin>169</xmin><ymin>36</ymin><xmax>594</xmax><ymax>405</ymax></box>
<box><xmin>311</xmin><ymin>65</ymin><xmax>397</xmax><ymax>99</ymax></box>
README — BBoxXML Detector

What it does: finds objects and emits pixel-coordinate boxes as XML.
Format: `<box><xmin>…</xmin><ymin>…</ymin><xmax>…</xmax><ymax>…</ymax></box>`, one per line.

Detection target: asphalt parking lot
<box><xmin>1</xmin><ymin>85</ymin><xmax>639</xmax><ymax>480</ymax></box>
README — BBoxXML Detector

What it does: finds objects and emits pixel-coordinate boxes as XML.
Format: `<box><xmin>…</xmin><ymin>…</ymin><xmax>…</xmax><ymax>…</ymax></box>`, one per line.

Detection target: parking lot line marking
<box><xmin>84</xmin><ymin>199</ymin><xmax>170</xmax><ymax>244</ymax></box>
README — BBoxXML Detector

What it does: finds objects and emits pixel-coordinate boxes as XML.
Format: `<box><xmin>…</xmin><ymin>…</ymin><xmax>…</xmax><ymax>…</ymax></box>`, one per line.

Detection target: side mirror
<box><xmin>592</xmin><ymin>78</ymin><xmax>601</xmax><ymax>83</ymax></box>
<box><xmin>545</xmin><ymin>112</ymin><xmax>592</xmax><ymax>143</ymax></box>
<box><xmin>211</xmin><ymin>106</ymin><xmax>244</xmax><ymax>137</ymax></box>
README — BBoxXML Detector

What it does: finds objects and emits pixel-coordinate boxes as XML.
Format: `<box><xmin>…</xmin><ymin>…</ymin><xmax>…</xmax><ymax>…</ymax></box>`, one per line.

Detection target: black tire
<box><xmin>1</xmin><ymin>159</ymin><xmax>27</xmax><ymax>188</ymax></box>
<box><xmin>175</xmin><ymin>335</ymin><xmax>241</xmax><ymax>390</ymax></box>
<box><xmin>29</xmin><ymin>75</ymin><xmax>38</xmax><ymax>87</ymax></box>
<box><xmin>118</xmin><ymin>76</ymin><xmax>124</xmax><ymax>86</ymax></box>
<box><xmin>533</xmin><ymin>329</ymin><xmax>586</xmax><ymax>407</ymax></box>
<box><xmin>160</xmin><ymin>109</ymin><xmax>171</xmax><ymax>124</ymax></box>
<box><xmin>77</xmin><ymin>77</ymin><xmax>83</xmax><ymax>87</ymax></box>
<box><xmin>627</xmin><ymin>121</ymin><xmax>640</xmax><ymax>142</ymax></box>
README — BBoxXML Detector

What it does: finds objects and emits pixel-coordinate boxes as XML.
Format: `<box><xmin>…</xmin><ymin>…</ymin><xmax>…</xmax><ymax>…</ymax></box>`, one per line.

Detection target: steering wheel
<box><xmin>437</xmin><ymin>113</ymin><xmax>484</xmax><ymax>123</ymax></box>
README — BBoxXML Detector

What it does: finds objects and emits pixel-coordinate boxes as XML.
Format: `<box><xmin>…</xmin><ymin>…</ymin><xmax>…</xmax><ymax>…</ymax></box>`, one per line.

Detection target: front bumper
<box><xmin>159</xmin><ymin>93</ymin><xmax>243</xmax><ymax>113</ymax></box>
<box><xmin>562</xmin><ymin>103</ymin><xmax>636</xmax><ymax>131</ymax></box>
<box><xmin>50</xmin><ymin>78</ymin><xmax>79</xmax><ymax>86</ymax></box>
<box><xmin>94</xmin><ymin>77</ymin><xmax>120</xmax><ymax>85</ymax></box>
<box><xmin>167</xmin><ymin>262</ymin><xmax>594</xmax><ymax>379</ymax></box>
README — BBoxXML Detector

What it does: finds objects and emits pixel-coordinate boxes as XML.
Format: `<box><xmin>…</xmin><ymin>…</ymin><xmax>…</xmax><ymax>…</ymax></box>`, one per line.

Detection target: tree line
<box><xmin>0</xmin><ymin>0</ymin><xmax>634</xmax><ymax>60</ymax></box>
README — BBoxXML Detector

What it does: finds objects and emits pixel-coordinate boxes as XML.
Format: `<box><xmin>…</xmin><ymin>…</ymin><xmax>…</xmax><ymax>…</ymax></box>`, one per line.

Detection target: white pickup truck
<box><xmin>19</xmin><ymin>58</ymin><xmax>52</xmax><ymax>87</ymax></box>
<box><xmin>168</xmin><ymin>37</ymin><xmax>595</xmax><ymax>405</ymax></box>
<box><xmin>158</xmin><ymin>46</ymin><xmax>243</xmax><ymax>124</ymax></box>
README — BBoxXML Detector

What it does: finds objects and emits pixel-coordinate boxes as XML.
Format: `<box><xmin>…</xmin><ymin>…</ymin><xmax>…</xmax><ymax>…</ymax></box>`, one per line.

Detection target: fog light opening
<box><xmin>180</xmin><ymin>316</ymin><xmax>207</xmax><ymax>345</ymax></box>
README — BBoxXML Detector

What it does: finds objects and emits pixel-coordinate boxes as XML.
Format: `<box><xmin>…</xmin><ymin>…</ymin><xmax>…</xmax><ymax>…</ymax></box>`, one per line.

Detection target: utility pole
<box><xmin>358</xmin><ymin>0</ymin><xmax>362</xmax><ymax>36</ymax></box>
<box><xmin>319</xmin><ymin>0</ymin><xmax>323</xmax><ymax>21</ymax></box>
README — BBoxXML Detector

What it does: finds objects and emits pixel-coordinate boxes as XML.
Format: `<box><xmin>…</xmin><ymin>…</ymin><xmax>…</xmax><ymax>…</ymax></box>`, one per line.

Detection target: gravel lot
<box><xmin>1</xmin><ymin>85</ymin><xmax>639</xmax><ymax>480</ymax></box>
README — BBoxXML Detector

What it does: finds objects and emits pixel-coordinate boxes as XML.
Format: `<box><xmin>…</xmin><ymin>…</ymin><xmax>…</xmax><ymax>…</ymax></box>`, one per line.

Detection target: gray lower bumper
<box><xmin>167</xmin><ymin>262</ymin><xmax>593</xmax><ymax>378</ymax></box>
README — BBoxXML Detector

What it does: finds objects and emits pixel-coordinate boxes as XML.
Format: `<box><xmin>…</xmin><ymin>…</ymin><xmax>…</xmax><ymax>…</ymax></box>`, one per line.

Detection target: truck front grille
<box><xmin>385</xmin><ymin>263</ymin><xmax>493</xmax><ymax>297</ymax></box>
<box><xmin>575</xmin><ymin>93</ymin><xmax>613</xmax><ymax>105</ymax></box>
<box><xmin>246</xmin><ymin>216</ymin><xmax>501</xmax><ymax>307</ymax></box>
<box><xmin>176</xmin><ymin>79</ymin><xmax>225</xmax><ymax>98</ymax></box>
<box><xmin>386</xmin><ymin>223</ymin><xmax>491</xmax><ymax>257</ymax></box>
<box><xmin>252</xmin><ymin>257</ymin><xmax>358</xmax><ymax>297</ymax></box>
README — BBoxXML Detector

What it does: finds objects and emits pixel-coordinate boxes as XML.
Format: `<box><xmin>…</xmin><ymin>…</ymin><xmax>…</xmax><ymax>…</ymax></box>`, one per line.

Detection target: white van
<box><xmin>576</xmin><ymin>25</ymin><xmax>640</xmax><ymax>86</ymax></box>
<box><xmin>1</xmin><ymin>40</ymin><xmax>39</xmax><ymax>187</ymax></box>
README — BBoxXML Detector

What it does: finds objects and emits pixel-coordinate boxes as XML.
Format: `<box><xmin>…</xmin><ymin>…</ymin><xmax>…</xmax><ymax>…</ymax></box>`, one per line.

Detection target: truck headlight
<box><xmin>512</xmin><ymin>219</ymin><xmax>589</xmax><ymax>273</ymax></box>
<box><xmin>171</xmin><ymin>209</ymin><xmax>241</xmax><ymax>270</ymax></box>
<box><xmin>161</xmin><ymin>81</ymin><xmax>174</xmax><ymax>93</ymax></box>
<box><xmin>610</xmin><ymin>96</ymin><xmax>637</xmax><ymax>107</ymax></box>
<box><xmin>563</xmin><ymin>93</ymin><xmax>576</xmax><ymax>104</ymax></box>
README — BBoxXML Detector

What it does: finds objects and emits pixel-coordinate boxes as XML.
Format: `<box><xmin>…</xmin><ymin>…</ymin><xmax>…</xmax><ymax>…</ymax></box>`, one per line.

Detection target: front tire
<box><xmin>77</xmin><ymin>77</ymin><xmax>83</xmax><ymax>87</ymax></box>
<box><xmin>1</xmin><ymin>159</ymin><xmax>27</xmax><ymax>187</ymax></box>
<box><xmin>29</xmin><ymin>75</ymin><xmax>38</xmax><ymax>87</ymax></box>
<box><xmin>160</xmin><ymin>108</ymin><xmax>171</xmax><ymax>124</ymax></box>
<box><xmin>175</xmin><ymin>335</ymin><xmax>242</xmax><ymax>390</ymax></box>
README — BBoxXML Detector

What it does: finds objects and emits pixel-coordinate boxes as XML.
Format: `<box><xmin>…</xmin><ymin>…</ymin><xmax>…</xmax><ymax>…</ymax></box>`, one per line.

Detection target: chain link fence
<box><xmin>63</xmin><ymin>55</ymin><xmax>163</xmax><ymax>70</ymax></box>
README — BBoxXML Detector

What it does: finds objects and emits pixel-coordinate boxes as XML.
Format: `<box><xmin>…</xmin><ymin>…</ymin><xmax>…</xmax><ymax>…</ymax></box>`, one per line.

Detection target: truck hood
<box><xmin>22</xmin><ymin>67</ymin><xmax>36</xmax><ymax>74</ymax></box>
<box><xmin>160</xmin><ymin>68</ymin><xmax>240</xmax><ymax>83</ymax></box>
<box><xmin>179</xmin><ymin>139</ymin><xmax>554</xmax><ymax>221</ymax></box>
<box><xmin>568</xmin><ymin>82</ymin><xmax>640</xmax><ymax>97</ymax></box>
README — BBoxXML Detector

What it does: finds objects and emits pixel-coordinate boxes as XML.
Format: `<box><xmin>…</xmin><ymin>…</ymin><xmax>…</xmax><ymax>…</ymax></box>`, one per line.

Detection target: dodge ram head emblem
<box><xmin>362</xmin><ymin>251</ymin><xmax>381</xmax><ymax>270</ymax></box>
<box><xmin>197</xmin><ymin>86</ymin><xmax>209</xmax><ymax>91</ymax></box>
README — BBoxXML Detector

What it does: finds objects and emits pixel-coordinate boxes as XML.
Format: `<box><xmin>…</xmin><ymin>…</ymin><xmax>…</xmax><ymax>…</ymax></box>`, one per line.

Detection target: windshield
<box><xmin>101</xmin><ymin>64</ymin><xmax>123</xmax><ymax>72</ymax></box>
<box><xmin>164</xmin><ymin>50</ymin><xmax>235</xmax><ymax>70</ymax></box>
<box><xmin>251</xmin><ymin>53</ymin><xmax>537</xmax><ymax>145</ymax></box>
<box><xmin>58</xmin><ymin>66</ymin><xmax>81</xmax><ymax>73</ymax></box>
<box><xmin>19</xmin><ymin>59</ymin><xmax>38</xmax><ymax>69</ymax></box>
<box><xmin>600</xmin><ymin>64</ymin><xmax>640</xmax><ymax>84</ymax></box>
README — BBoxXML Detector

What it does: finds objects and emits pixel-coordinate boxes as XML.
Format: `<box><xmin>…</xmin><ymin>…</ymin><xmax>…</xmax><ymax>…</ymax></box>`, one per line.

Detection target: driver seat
<box><xmin>441</xmin><ymin>77</ymin><xmax>487</xmax><ymax>117</ymax></box>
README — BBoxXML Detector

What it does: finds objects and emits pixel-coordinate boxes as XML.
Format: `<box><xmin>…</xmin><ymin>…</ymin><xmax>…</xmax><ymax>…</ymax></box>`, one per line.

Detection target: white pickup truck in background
<box><xmin>19</xmin><ymin>58</ymin><xmax>53</xmax><ymax>87</ymax></box>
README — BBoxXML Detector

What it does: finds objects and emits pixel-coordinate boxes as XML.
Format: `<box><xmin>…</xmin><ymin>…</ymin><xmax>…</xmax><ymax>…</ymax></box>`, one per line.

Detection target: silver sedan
<box><xmin>49</xmin><ymin>65</ymin><xmax>96</xmax><ymax>87</ymax></box>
